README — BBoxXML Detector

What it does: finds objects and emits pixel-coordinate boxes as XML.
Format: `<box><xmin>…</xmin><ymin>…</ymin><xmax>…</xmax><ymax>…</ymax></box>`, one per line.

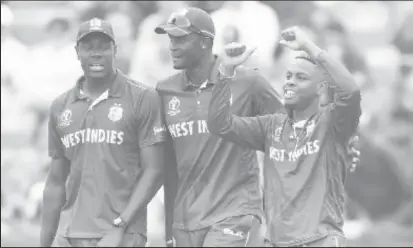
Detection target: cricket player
<box><xmin>155</xmin><ymin>7</ymin><xmax>284</xmax><ymax>247</ymax></box>
<box><xmin>40</xmin><ymin>18</ymin><xmax>166</xmax><ymax>247</ymax></box>
<box><xmin>207</xmin><ymin>26</ymin><xmax>361</xmax><ymax>247</ymax></box>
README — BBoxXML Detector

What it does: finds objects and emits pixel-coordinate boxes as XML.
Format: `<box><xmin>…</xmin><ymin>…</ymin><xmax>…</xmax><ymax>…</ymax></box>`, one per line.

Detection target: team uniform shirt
<box><xmin>156</xmin><ymin>56</ymin><xmax>282</xmax><ymax>230</ymax></box>
<box><xmin>48</xmin><ymin>70</ymin><xmax>166</xmax><ymax>238</ymax></box>
<box><xmin>208</xmin><ymin>51</ymin><xmax>362</xmax><ymax>246</ymax></box>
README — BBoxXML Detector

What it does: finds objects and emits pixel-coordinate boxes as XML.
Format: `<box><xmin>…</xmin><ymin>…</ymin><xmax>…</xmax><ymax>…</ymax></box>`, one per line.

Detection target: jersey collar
<box><xmin>70</xmin><ymin>69</ymin><xmax>127</xmax><ymax>103</ymax></box>
<box><xmin>181</xmin><ymin>55</ymin><xmax>222</xmax><ymax>90</ymax></box>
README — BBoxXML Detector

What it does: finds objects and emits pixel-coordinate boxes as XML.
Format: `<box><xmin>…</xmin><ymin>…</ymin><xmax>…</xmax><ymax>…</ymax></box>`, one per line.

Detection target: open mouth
<box><xmin>284</xmin><ymin>90</ymin><xmax>296</xmax><ymax>99</ymax></box>
<box><xmin>89</xmin><ymin>64</ymin><xmax>104</xmax><ymax>72</ymax></box>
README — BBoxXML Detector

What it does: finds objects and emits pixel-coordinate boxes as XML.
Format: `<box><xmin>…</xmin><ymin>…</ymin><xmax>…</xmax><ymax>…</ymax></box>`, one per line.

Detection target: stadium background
<box><xmin>1</xmin><ymin>1</ymin><xmax>412</xmax><ymax>246</ymax></box>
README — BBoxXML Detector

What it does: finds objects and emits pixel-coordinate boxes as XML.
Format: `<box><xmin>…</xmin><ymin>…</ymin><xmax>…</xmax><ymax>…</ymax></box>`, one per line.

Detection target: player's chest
<box><xmin>162</xmin><ymin>86</ymin><xmax>250</xmax><ymax>124</ymax></box>
<box><xmin>162</xmin><ymin>87</ymin><xmax>250</xmax><ymax>139</ymax></box>
<box><xmin>265</xmin><ymin>114</ymin><xmax>329</xmax><ymax>164</ymax></box>
<box><xmin>56</xmin><ymin>98</ymin><xmax>135</xmax><ymax>137</ymax></box>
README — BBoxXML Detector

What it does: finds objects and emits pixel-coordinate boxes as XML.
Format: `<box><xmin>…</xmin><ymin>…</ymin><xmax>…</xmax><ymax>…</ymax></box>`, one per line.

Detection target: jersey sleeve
<box><xmin>48</xmin><ymin>103</ymin><xmax>65</xmax><ymax>159</ymax></box>
<box><xmin>136</xmin><ymin>89</ymin><xmax>167</xmax><ymax>148</ymax></box>
<box><xmin>252</xmin><ymin>71</ymin><xmax>283</xmax><ymax>115</ymax></box>
<box><xmin>208</xmin><ymin>78</ymin><xmax>272</xmax><ymax>152</ymax></box>
<box><xmin>316</xmin><ymin>51</ymin><xmax>362</xmax><ymax>141</ymax></box>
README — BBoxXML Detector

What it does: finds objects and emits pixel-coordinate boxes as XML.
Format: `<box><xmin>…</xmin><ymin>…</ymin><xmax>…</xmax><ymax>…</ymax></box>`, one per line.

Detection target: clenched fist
<box><xmin>280</xmin><ymin>26</ymin><xmax>313</xmax><ymax>51</ymax></box>
<box><xmin>220</xmin><ymin>42</ymin><xmax>257</xmax><ymax>76</ymax></box>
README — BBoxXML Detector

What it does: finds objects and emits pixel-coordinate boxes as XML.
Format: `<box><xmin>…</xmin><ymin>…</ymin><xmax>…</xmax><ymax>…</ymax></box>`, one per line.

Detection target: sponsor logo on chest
<box><xmin>59</xmin><ymin>109</ymin><xmax>73</xmax><ymax>128</ymax></box>
<box><xmin>167</xmin><ymin>96</ymin><xmax>181</xmax><ymax>117</ymax></box>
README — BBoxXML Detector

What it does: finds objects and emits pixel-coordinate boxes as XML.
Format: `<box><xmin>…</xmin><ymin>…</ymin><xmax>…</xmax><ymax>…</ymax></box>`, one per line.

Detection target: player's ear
<box><xmin>74</xmin><ymin>45</ymin><xmax>80</xmax><ymax>60</ymax></box>
<box><xmin>317</xmin><ymin>81</ymin><xmax>328</xmax><ymax>96</ymax></box>
<box><xmin>200</xmin><ymin>40</ymin><xmax>206</xmax><ymax>49</ymax></box>
<box><xmin>113</xmin><ymin>43</ymin><xmax>118</xmax><ymax>57</ymax></box>
<box><xmin>200</xmin><ymin>38</ymin><xmax>210</xmax><ymax>50</ymax></box>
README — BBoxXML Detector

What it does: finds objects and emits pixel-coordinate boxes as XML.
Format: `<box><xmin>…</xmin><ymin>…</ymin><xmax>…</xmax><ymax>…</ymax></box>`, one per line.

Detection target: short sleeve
<box><xmin>48</xmin><ymin>104</ymin><xmax>65</xmax><ymax>159</ymax></box>
<box><xmin>136</xmin><ymin>89</ymin><xmax>167</xmax><ymax>148</ymax></box>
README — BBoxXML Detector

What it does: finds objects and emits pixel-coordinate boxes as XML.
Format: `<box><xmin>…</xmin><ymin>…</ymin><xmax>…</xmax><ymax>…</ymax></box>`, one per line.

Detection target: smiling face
<box><xmin>283</xmin><ymin>56</ymin><xmax>326</xmax><ymax>109</ymax></box>
<box><xmin>167</xmin><ymin>33</ymin><xmax>208</xmax><ymax>70</ymax></box>
<box><xmin>75</xmin><ymin>32</ymin><xmax>117</xmax><ymax>79</ymax></box>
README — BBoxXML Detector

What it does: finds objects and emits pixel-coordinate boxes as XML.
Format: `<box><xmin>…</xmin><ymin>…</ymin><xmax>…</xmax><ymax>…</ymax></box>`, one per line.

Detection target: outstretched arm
<box><xmin>208</xmin><ymin>73</ymin><xmax>271</xmax><ymax>152</ymax></box>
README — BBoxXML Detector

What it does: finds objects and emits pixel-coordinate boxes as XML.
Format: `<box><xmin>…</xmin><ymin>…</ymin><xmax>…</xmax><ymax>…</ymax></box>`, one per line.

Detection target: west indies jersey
<box><xmin>48</xmin><ymin>70</ymin><xmax>166</xmax><ymax>238</ymax></box>
<box><xmin>156</xmin><ymin>56</ymin><xmax>283</xmax><ymax>230</ymax></box>
<box><xmin>208</xmin><ymin>51</ymin><xmax>362</xmax><ymax>246</ymax></box>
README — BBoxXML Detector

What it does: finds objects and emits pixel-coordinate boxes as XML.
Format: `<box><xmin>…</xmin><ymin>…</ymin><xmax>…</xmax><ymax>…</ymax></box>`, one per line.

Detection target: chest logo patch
<box><xmin>272</xmin><ymin>126</ymin><xmax>282</xmax><ymax>143</ymax></box>
<box><xmin>108</xmin><ymin>103</ymin><xmax>123</xmax><ymax>122</ymax></box>
<box><xmin>59</xmin><ymin>109</ymin><xmax>72</xmax><ymax>128</ymax></box>
<box><xmin>167</xmin><ymin>97</ymin><xmax>181</xmax><ymax>116</ymax></box>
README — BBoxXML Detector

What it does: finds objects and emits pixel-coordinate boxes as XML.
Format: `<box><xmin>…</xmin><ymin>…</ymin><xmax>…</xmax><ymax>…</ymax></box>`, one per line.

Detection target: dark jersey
<box><xmin>156</xmin><ymin>56</ymin><xmax>282</xmax><ymax>230</ymax></box>
<box><xmin>208</xmin><ymin>51</ymin><xmax>361</xmax><ymax>246</ymax></box>
<box><xmin>48</xmin><ymin>70</ymin><xmax>166</xmax><ymax>238</ymax></box>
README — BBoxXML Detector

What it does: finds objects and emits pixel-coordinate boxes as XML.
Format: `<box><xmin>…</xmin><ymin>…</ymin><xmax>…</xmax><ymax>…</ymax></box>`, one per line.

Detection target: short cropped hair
<box><xmin>294</xmin><ymin>51</ymin><xmax>317</xmax><ymax>65</ymax></box>
<box><xmin>294</xmin><ymin>51</ymin><xmax>335</xmax><ymax>103</ymax></box>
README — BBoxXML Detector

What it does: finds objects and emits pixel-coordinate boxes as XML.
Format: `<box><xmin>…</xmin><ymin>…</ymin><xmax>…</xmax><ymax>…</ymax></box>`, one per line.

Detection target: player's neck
<box><xmin>185</xmin><ymin>53</ymin><xmax>215</xmax><ymax>85</ymax></box>
<box><xmin>83</xmin><ymin>69</ymin><xmax>117</xmax><ymax>98</ymax></box>
<box><xmin>292</xmin><ymin>99</ymin><xmax>319</xmax><ymax>122</ymax></box>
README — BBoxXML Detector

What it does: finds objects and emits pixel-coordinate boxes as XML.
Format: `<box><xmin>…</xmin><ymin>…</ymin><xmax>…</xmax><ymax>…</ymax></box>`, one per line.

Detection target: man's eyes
<box><xmin>285</xmin><ymin>74</ymin><xmax>309</xmax><ymax>82</ymax></box>
<box><xmin>296</xmin><ymin>74</ymin><xmax>308</xmax><ymax>80</ymax></box>
<box><xmin>82</xmin><ymin>44</ymin><xmax>111</xmax><ymax>51</ymax></box>
<box><xmin>170</xmin><ymin>36</ymin><xmax>188</xmax><ymax>43</ymax></box>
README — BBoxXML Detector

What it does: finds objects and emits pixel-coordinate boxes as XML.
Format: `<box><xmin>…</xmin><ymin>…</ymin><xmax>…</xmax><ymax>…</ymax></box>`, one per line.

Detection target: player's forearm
<box><xmin>208</xmin><ymin>75</ymin><xmax>267</xmax><ymax>151</ymax></box>
<box><xmin>120</xmin><ymin>165</ymin><xmax>164</xmax><ymax>223</ymax></box>
<box><xmin>304</xmin><ymin>42</ymin><xmax>360</xmax><ymax>95</ymax></box>
<box><xmin>40</xmin><ymin>184</ymin><xmax>66</xmax><ymax>247</ymax></box>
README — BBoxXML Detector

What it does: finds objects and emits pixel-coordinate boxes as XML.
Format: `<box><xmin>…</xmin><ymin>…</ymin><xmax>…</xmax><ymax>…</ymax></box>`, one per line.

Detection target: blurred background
<box><xmin>1</xmin><ymin>1</ymin><xmax>413</xmax><ymax>246</ymax></box>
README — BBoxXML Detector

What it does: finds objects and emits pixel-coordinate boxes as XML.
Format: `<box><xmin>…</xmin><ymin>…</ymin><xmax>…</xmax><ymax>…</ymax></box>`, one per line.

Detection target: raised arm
<box><xmin>280</xmin><ymin>27</ymin><xmax>361</xmax><ymax>141</ymax></box>
<box><xmin>306</xmin><ymin>43</ymin><xmax>361</xmax><ymax>140</ymax></box>
<box><xmin>40</xmin><ymin>104</ymin><xmax>70</xmax><ymax>247</ymax></box>
<box><xmin>208</xmin><ymin>74</ymin><xmax>271</xmax><ymax>152</ymax></box>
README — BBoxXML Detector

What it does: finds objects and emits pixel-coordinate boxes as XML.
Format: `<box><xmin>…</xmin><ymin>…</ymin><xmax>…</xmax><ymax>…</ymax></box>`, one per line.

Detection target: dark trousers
<box><xmin>173</xmin><ymin>215</ymin><xmax>263</xmax><ymax>247</ymax></box>
<box><xmin>265</xmin><ymin>235</ymin><xmax>347</xmax><ymax>247</ymax></box>
<box><xmin>52</xmin><ymin>233</ymin><xmax>147</xmax><ymax>247</ymax></box>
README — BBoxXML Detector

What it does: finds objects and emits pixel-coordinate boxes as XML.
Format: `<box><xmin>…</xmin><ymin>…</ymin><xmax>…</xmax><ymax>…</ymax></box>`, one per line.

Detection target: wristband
<box><xmin>113</xmin><ymin>216</ymin><xmax>128</xmax><ymax>228</ymax></box>
<box><xmin>166</xmin><ymin>237</ymin><xmax>175</xmax><ymax>247</ymax></box>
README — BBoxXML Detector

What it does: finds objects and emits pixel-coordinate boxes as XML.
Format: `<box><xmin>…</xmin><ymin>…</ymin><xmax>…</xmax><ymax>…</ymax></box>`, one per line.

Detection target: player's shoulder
<box><xmin>50</xmin><ymin>84</ymin><xmax>78</xmax><ymax>115</ymax></box>
<box><xmin>267</xmin><ymin>112</ymin><xmax>288</xmax><ymax>125</ymax></box>
<box><xmin>124</xmin><ymin>77</ymin><xmax>154</xmax><ymax>94</ymax></box>
<box><xmin>156</xmin><ymin>72</ymin><xmax>183</xmax><ymax>93</ymax></box>
<box><xmin>126</xmin><ymin>80</ymin><xmax>161</xmax><ymax>109</ymax></box>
